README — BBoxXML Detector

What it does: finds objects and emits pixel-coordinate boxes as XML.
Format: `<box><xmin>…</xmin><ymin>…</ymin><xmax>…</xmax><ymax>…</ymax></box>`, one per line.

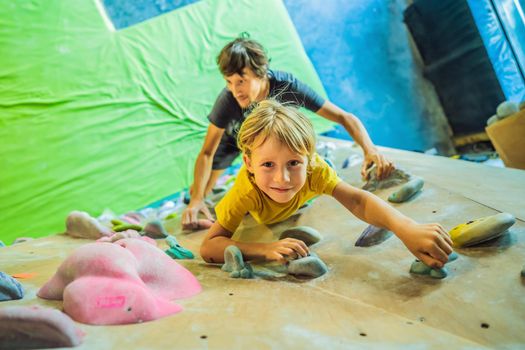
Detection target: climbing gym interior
<box><xmin>1</xmin><ymin>0</ymin><xmax>524</xmax><ymax>348</ymax></box>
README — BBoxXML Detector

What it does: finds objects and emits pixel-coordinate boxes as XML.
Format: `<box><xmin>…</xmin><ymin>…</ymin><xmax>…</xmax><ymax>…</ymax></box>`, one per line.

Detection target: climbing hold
<box><xmin>142</xmin><ymin>220</ymin><xmax>168</xmax><ymax>239</ymax></box>
<box><xmin>110</xmin><ymin>219</ymin><xmax>125</xmax><ymax>226</ymax></box>
<box><xmin>221</xmin><ymin>246</ymin><xmax>253</xmax><ymax>279</ymax></box>
<box><xmin>0</xmin><ymin>272</ymin><xmax>24</xmax><ymax>302</ymax></box>
<box><xmin>113</xmin><ymin>224</ymin><xmax>143</xmax><ymax>233</ymax></box>
<box><xmin>362</xmin><ymin>165</ymin><xmax>411</xmax><ymax>192</ymax></box>
<box><xmin>165</xmin><ymin>235</ymin><xmax>194</xmax><ymax>259</ymax></box>
<box><xmin>388</xmin><ymin>177</ymin><xmax>424</xmax><ymax>203</ymax></box>
<box><xmin>449</xmin><ymin>213</ymin><xmax>515</xmax><ymax>247</ymax></box>
<box><xmin>0</xmin><ymin>306</ymin><xmax>84</xmax><ymax>349</ymax></box>
<box><xmin>287</xmin><ymin>252</ymin><xmax>328</xmax><ymax>278</ymax></box>
<box><xmin>409</xmin><ymin>252</ymin><xmax>458</xmax><ymax>279</ymax></box>
<box><xmin>280</xmin><ymin>226</ymin><xmax>322</xmax><ymax>246</ymax></box>
<box><xmin>66</xmin><ymin>211</ymin><xmax>112</xmax><ymax>239</ymax></box>
<box><xmin>355</xmin><ymin>225</ymin><xmax>393</xmax><ymax>247</ymax></box>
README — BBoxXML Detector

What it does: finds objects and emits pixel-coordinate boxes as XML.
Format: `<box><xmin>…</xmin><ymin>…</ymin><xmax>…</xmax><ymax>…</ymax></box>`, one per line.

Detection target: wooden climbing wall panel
<box><xmin>1</xmin><ymin>137</ymin><xmax>524</xmax><ymax>348</ymax></box>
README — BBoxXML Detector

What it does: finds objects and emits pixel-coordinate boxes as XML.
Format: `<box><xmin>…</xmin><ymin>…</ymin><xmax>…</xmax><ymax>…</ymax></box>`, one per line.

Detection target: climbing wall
<box><xmin>1</xmin><ymin>139</ymin><xmax>524</xmax><ymax>348</ymax></box>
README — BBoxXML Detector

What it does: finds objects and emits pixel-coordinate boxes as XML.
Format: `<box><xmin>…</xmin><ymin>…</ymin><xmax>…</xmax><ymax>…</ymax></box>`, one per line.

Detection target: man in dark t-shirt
<box><xmin>182</xmin><ymin>37</ymin><xmax>395</xmax><ymax>230</ymax></box>
<box><xmin>209</xmin><ymin>69</ymin><xmax>325</xmax><ymax>169</ymax></box>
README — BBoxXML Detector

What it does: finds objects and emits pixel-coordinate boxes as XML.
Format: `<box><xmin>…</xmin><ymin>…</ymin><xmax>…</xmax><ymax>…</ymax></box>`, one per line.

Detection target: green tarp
<box><xmin>0</xmin><ymin>0</ymin><xmax>330</xmax><ymax>244</ymax></box>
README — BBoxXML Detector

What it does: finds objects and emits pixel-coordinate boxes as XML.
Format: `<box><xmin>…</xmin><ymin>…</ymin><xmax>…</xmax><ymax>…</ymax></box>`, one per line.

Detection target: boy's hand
<box><xmin>399</xmin><ymin>222</ymin><xmax>453</xmax><ymax>268</ymax></box>
<box><xmin>261</xmin><ymin>238</ymin><xmax>309</xmax><ymax>263</ymax></box>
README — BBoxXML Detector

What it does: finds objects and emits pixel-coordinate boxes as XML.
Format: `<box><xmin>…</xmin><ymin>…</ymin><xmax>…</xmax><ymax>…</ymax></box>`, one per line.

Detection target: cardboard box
<box><xmin>486</xmin><ymin>108</ymin><xmax>525</xmax><ymax>170</ymax></box>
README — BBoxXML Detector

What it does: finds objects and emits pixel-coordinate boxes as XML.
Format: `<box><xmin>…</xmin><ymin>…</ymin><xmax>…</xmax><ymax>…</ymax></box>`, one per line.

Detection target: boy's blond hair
<box><xmin>237</xmin><ymin>100</ymin><xmax>316</xmax><ymax>161</ymax></box>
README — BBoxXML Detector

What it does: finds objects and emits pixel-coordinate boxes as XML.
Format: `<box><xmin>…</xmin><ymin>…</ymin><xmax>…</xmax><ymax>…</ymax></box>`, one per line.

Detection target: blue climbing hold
<box><xmin>0</xmin><ymin>271</ymin><xmax>24</xmax><ymax>301</ymax></box>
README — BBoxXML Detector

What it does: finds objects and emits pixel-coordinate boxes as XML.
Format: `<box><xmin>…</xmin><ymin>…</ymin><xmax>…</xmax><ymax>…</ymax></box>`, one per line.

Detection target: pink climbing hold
<box><xmin>96</xmin><ymin>229</ymin><xmax>142</xmax><ymax>243</ymax></box>
<box><xmin>38</xmin><ymin>238</ymin><xmax>201</xmax><ymax>325</ymax></box>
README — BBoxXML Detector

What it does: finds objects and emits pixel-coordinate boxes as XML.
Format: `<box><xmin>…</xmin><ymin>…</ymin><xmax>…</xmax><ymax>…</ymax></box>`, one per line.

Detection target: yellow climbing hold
<box><xmin>449</xmin><ymin>213</ymin><xmax>515</xmax><ymax>247</ymax></box>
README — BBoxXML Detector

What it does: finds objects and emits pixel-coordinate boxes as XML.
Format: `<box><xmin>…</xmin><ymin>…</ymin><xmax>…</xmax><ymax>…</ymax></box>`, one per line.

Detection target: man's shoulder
<box><xmin>209</xmin><ymin>88</ymin><xmax>242</xmax><ymax>125</ymax></box>
<box><xmin>215</xmin><ymin>88</ymin><xmax>237</xmax><ymax>105</ymax></box>
<box><xmin>268</xmin><ymin>69</ymin><xmax>295</xmax><ymax>84</ymax></box>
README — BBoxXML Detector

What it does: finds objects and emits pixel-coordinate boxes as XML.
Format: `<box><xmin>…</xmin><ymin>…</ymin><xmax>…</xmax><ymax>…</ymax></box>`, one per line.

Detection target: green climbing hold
<box><xmin>164</xmin><ymin>212</ymin><xmax>178</xmax><ymax>220</ymax></box>
<box><xmin>165</xmin><ymin>235</ymin><xmax>194</xmax><ymax>259</ymax></box>
<box><xmin>111</xmin><ymin>219</ymin><xmax>125</xmax><ymax>226</ymax></box>
<box><xmin>113</xmin><ymin>224</ymin><xmax>143</xmax><ymax>232</ymax></box>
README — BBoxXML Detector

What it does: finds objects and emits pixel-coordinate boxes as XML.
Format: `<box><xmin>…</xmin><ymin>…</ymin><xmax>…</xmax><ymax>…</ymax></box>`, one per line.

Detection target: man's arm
<box><xmin>182</xmin><ymin>124</ymin><xmax>224</xmax><ymax>229</ymax></box>
<box><xmin>316</xmin><ymin>101</ymin><xmax>394</xmax><ymax>179</ymax></box>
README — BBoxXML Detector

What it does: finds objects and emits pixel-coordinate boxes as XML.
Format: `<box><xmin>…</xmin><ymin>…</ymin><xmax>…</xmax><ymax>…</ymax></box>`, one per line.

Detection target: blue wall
<box><xmin>283</xmin><ymin>0</ymin><xmax>453</xmax><ymax>152</ymax></box>
<box><xmin>103</xmin><ymin>0</ymin><xmax>453</xmax><ymax>153</ymax></box>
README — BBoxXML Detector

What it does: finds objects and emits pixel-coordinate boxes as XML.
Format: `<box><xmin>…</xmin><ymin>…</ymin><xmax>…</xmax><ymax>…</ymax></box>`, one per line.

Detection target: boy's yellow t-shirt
<box><xmin>215</xmin><ymin>153</ymin><xmax>341</xmax><ymax>233</ymax></box>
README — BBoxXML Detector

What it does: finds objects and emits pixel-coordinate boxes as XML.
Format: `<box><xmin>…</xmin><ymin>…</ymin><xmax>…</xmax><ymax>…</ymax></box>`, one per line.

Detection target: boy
<box><xmin>200</xmin><ymin>100</ymin><xmax>453</xmax><ymax>268</ymax></box>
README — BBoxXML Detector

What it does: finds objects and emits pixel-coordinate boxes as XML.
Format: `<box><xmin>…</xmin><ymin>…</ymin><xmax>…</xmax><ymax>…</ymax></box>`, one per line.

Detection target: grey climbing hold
<box><xmin>280</xmin><ymin>226</ymin><xmax>322</xmax><ymax>246</ymax></box>
<box><xmin>0</xmin><ymin>306</ymin><xmax>83</xmax><ymax>348</ymax></box>
<box><xmin>410</xmin><ymin>260</ymin><xmax>448</xmax><ymax>279</ymax></box>
<box><xmin>0</xmin><ymin>272</ymin><xmax>24</xmax><ymax>302</ymax></box>
<box><xmin>287</xmin><ymin>252</ymin><xmax>328</xmax><ymax>278</ymax></box>
<box><xmin>409</xmin><ymin>252</ymin><xmax>458</xmax><ymax>279</ymax></box>
<box><xmin>142</xmin><ymin>220</ymin><xmax>168</xmax><ymax>239</ymax></box>
<box><xmin>13</xmin><ymin>237</ymin><xmax>34</xmax><ymax>245</ymax></box>
<box><xmin>221</xmin><ymin>245</ymin><xmax>253</xmax><ymax>279</ymax></box>
<box><xmin>65</xmin><ymin>211</ymin><xmax>112</xmax><ymax>239</ymax></box>
<box><xmin>388</xmin><ymin>177</ymin><xmax>424</xmax><ymax>203</ymax></box>
<box><xmin>355</xmin><ymin>225</ymin><xmax>393</xmax><ymax>247</ymax></box>
<box><xmin>362</xmin><ymin>165</ymin><xmax>411</xmax><ymax>192</ymax></box>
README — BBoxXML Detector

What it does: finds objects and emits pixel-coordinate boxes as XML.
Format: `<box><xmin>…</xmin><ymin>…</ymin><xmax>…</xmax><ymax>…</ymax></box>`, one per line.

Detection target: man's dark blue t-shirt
<box><xmin>207</xmin><ymin>69</ymin><xmax>325</xmax><ymax>169</ymax></box>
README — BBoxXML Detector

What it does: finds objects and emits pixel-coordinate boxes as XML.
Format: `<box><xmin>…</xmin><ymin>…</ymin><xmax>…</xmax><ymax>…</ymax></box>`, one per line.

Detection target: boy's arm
<box><xmin>316</xmin><ymin>101</ymin><xmax>394</xmax><ymax>180</ymax></box>
<box><xmin>331</xmin><ymin>181</ymin><xmax>453</xmax><ymax>268</ymax></box>
<box><xmin>200</xmin><ymin>221</ymin><xmax>309</xmax><ymax>264</ymax></box>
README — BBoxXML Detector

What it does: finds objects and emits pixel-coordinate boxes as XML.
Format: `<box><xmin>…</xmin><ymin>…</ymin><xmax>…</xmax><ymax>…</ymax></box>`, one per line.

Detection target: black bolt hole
<box><xmin>200</xmin><ymin>335</ymin><xmax>207</xmax><ymax>339</ymax></box>
<box><xmin>481</xmin><ymin>323</ymin><xmax>490</xmax><ymax>329</ymax></box>
<box><xmin>359</xmin><ymin>332</ymin><xmax>367</xmax><ymax>337</ymax></box>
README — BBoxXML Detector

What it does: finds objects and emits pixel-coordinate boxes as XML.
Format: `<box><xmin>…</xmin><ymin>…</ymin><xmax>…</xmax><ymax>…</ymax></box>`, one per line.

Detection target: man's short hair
<box><xmin>217</xmin><ymin>37</ymin><xmax>268</xmax><ymax>78</ymax></box>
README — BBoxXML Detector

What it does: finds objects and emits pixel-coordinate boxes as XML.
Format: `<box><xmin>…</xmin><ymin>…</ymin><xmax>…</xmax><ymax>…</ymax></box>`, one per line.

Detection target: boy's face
<box><xmin>224</xmin><ymin>68</ymin><xmax>267</xmax><ymax>108</ymax></box>
<box><xmin>243</xmin><ymin>135</ymin><xmax>308</xmax><ymax>203</ymax></box>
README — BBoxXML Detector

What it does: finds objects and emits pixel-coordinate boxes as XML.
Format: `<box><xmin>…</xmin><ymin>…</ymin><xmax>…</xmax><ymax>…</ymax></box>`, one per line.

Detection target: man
<box><xmin>182</xmin><ymin>37</ymin><xmax>394</xmax><ymax>229</ymax></box>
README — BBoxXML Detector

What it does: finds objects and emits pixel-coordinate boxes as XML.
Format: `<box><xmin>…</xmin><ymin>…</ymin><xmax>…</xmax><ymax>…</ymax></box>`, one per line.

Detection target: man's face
<box><xmin>224</xmin><ymin>68</ymin><xmax>266</xmax><ymax>108</ymax></box>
